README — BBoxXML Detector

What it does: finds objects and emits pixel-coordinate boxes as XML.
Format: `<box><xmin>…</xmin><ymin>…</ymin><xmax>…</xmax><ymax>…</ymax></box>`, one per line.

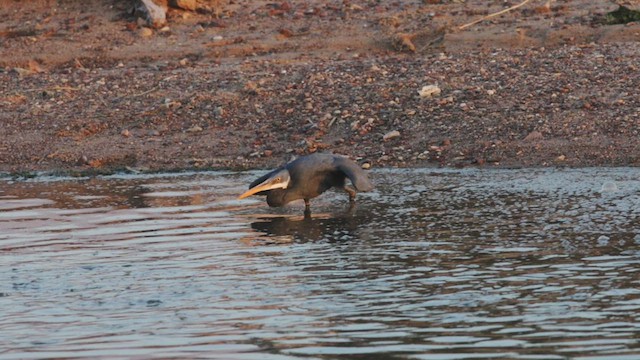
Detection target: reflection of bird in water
<box><xmin>250</xmin><ymin>214</ymin><xmax>361</xmax><ymax>243</ymax></box>
<box><xmin>238</xmin><ymin>153</ymin><xmax>374</xmax><ymax>214</ymax></box>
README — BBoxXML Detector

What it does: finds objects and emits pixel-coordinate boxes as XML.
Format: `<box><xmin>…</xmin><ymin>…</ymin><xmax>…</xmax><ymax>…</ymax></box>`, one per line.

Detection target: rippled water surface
<box><xmin>1</xmin><ymin>168</ymin><xmax>640</xmax><ymax>359</ymax></box>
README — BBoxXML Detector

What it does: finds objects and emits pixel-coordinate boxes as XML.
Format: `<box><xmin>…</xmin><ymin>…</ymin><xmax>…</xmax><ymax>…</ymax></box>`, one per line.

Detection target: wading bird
<box><xmin>238</xmin><ymin>153</ymin><xmax>374</xmax><ymax>212</ymax></box>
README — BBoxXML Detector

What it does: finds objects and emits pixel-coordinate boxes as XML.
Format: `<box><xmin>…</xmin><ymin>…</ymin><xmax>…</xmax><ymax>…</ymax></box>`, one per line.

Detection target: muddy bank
<box><xmin>1</xmin><ymin>0</ymin><xmax>639</xmax><ymax>174</ymax></box>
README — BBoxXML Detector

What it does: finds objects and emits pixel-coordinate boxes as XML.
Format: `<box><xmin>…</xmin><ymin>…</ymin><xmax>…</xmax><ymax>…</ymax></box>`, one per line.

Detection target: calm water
<box><xmin>1</xmin><ymin>168</ymin><xmax>639</xmax><ymax>360</ymax></box>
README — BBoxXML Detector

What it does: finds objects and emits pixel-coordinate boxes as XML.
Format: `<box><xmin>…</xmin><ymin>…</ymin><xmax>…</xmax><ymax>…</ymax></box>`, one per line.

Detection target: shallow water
<box><xmin>1</xmin><ymin>168</ymin><xmax>639</xmax><ymax>359</ymax></box>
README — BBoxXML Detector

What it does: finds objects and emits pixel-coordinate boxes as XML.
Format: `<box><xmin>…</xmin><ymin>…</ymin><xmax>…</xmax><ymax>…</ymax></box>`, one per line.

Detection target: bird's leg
<box><xmin>344</xmin><ymin>185</ymin><xmax>356</xmax><ymax>203</ymax></box>
<box><xmin>304</xmin><ymin>198</ymin><xmax>311</xmax><ymax>218</ymax></box>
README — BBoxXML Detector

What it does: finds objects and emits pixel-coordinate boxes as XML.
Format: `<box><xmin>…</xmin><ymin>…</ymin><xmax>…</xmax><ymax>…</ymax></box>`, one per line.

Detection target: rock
<box><xmin>391</xmin><ymin>33</ymin><xmax>417</xmax><ymax>52</ymax></box>
<box><xmin>186</xmin><ymin>125</ymin><xmax>203</xmax><ymax>133</ymax></box>
<box><xmin>383</xmin><ymin>130</ymin><xmax>401</xmax><ymax>141</ymax></box>
<box><xmin>78</xmin><ymin>155</ymin><xmax>89</xmax><ymax>165</ymax></box>
<box><xmin>361</xmin><ymin>162</ymin><xmax>371</xmax><ymax>169</ymax></box>
<box><xmin>171</xmin><ymin>0</ymin><xmax>197</xmax><ymax>11</ymax></box>
<box><xmin>418</xmin><ymin>85</ymin><xmax>441</xmax><ymax>98</ymax></box>
<box><xmin>263</xmin><ymin>150</ymin><xmax>273</xmax><ymax>157</ymax></box>
<box><xmin>139</xmin><ymin>27</ymin><xmax>154</xmax><ymax>37</ymax></box>
<box><xmin>11</xmin><ymin>67</ymin><xmax>33</xmax><ymax>76</ymax></box>
<box><xmin>27</xmin><ymin>60</ymin><xmax>44</xmax><ymax>73</ymax></box>
<box><xmin>213</xmin><ymin>106</ymin><xmax>224</xmax><ymax>117</ymax></box>
<box><xmin>556</xmin><ymin>154</ymin><xmax>566</xmax><ymax>161</ymax></box>
<box><xmin>597</xmin><ymin>235</ymin><xmax>610</xmax><ymax>246</ymax></box>
<box><xmin>121</xmin><ymin>129</ymin><xmax>131</xmax><ymax>137</ymax></box>
<box><xmin>138</xmin><ymin>0</ymin><xmax>167</xmax><ymax>28</ymax></box>
<box><xmin>523</xmin><ymin>131</ymin><xmax>543</xmax><ymax>142</ymax></box>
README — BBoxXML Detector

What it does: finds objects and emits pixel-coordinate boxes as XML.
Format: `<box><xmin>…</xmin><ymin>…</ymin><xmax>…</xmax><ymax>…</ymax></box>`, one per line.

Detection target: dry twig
<box><xmin>458</xmin><ymin>0</ymin><xmax>535</xmax><ymax>30</ymax></box>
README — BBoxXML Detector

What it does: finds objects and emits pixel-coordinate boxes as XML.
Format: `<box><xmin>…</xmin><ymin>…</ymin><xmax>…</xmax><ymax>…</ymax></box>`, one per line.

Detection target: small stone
<box><xmin>597</xmin><ymin>235</ymin><xmax>610</xmax><ymax>246</ymax></box>
<box><xmin>487</xmin><ymin>89</ymin><xmax>496</xmax><ymax>95</ymax></box>
<box><xmin>279</xmin><ymin>28</ymin><xmax>294</xmax><ymax>38</ymax></box>
<box><xmin>523</xmin><ymin>131</ymin><xmax>543</xmax><ymax>142</ymax></box>
<box><xmin>139</xmin><ymin>0</ymin><xmax>167</xmax><ymax>28</ymax></box>
<box><xmin>121</xmin><ymin>129</ymin><xmax>131</xmax><ymax>137</ymax></box>
<box><xmin>11</xmin><ymin>67</ymin><xmax>32</xmax><ymax>76</ymax></box>
<box><xmin>213</xmin><ymin>106</ymin><xmax>224</xmax><ymax>117</ymax></box>
<box><xmin>159</xmin><ymin>26</ymin><xmax>171</xmax><ymax>33</ymax></box>
<box><xmin>139</xmin><ymin>27</ymin><xmax>154</xmax><ymax>37</ymax></box>
<box><xmin>186</xmin><ymin>125</ymin><xmax>203</xmax><ymax>133</ymax></box>
<box><xmin>78</xmin><ymin>155</ymin><xmax>89</xmax><ymax>165</ymax></box>
<box><xmin>213</xmin><ymin>35</ymin><xmax>224</xmax><ymax>41</ymax></box>
<box><xmin>171</xmin><ymin>0</ymin><xmax>197</xmax><ymax>11</ymax></box>
<box><xmin>263</xmin><ymin>150</ymin><xmax>273</xmax><ymax>157</ymax></box>
<box><xmin>361</xmin><ymin>162</ymin><xmax>371</xmax><ymax>169</ymax></box>
<box><xmin>179</xmin><ymin>58</ymin><xmax>189</xmax><ymax>66</ymax></box>
<box><xmin>383</xmin><ymin>130</ymin><xmax>401</xmax><ymax>141</ymax></box>
<box><xmin>556</xmin><ymin>154</ymin><xmax>566</xmax><ymax>161</ymax></box>
<box><xmin>418</xmin><ymin>85</ymin><xmax>441</xmax><ymax>98</ymax></box>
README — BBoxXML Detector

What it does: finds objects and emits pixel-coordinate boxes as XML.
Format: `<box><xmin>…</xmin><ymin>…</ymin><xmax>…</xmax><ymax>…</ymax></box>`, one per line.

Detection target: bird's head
<box><xmin>238</xmin><ymin>169</ymin><xmax>291</xmax><ymax>199</ymax></box>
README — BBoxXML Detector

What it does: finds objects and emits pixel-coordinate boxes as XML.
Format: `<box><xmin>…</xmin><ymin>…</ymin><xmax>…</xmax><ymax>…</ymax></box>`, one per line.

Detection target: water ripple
<box><xmin>1</xmin><ymin>168</ymin><xmax>639</xmax><ymax>358</ymax></box>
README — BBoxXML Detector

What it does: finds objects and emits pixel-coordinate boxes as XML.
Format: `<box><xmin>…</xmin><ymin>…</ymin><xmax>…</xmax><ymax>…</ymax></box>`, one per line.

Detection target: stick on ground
<box><xmin>458</xmin><ymin>0</ymin><xmax>535</xmax><ymax>30</ymax></box>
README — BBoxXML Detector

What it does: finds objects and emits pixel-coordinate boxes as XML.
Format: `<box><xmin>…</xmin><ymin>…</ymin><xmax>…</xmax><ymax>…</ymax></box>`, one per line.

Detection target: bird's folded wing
<box><xmin>334</xmin><ymin>157</ymin><xmax>374</xmax><ymax>192</ymax></box>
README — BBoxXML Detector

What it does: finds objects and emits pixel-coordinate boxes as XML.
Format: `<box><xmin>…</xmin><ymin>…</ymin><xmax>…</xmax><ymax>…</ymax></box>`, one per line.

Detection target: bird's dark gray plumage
<box><xmin>238</xmin><ymin>153</ymin><xmax>373</xmax><ymax>209</ymax></box>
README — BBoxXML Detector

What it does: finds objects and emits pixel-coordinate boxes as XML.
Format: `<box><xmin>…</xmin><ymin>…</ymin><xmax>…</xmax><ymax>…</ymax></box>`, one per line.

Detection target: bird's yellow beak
<box><xmin>238</xmin><ymin>177</ymin><xmax>289</xmax><ymax>200</ymax></box>
<box><xmin>238</xmin><ymin>182</ymin><xmax>274</xmax><ymax>200</ymax></box>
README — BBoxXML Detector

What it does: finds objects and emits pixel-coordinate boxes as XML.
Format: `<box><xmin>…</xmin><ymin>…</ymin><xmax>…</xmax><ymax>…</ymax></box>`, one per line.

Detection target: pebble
<box><xmin>383</xmin><ymin>130</ymin><xmax>401</xmax><ymax>141</ymax></box>
<box><xmin>213</xmin><ymin>106</ymin><xmax>224</xmax><ymax>117</ymax></box>
<box><xmin>361</xmin><ymin>162</ymin><xmax>371</xmax><ymax>169</ymax></box>
<box><xmin>121</xmin><ymin>129</ymin><xmax>131</xmax><ymax>137</ymax></box>
<box><xmin>173</xmin><ymin>0</ymin><xmax>197</xmax><ymax>11</ymax></box>
<box><xmin>139</xmin><ymin>27</ymin><xmax>153</xmax><ymax>38</ymax></box>
<box><xmin>186</xmin><ymin>125</ymin><xmax>203</xmax><ymax>133</ymax></box>
<box><xmin>523</xmin><ymin>131</ymin><xmax>543</xmax><ymax>142</ymax></box>
<box><xmin>418</xmin><ymin>85</ymin><xmax>441</xmax><ymax>98</ymax></box>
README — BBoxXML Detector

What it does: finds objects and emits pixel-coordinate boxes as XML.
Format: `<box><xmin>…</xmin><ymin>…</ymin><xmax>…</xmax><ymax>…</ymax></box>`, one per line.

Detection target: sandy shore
<box><xmin>1</xmin><ymin>0</ymin><xmax>638</xmax><ymax>174</ymax></box>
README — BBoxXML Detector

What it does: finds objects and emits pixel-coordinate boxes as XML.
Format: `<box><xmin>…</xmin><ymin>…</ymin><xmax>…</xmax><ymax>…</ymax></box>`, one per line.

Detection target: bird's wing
<box><xmin>333</xmin><ymin>156</ymin><xmax>374</xmax><ymax>192</ymax></box>
<box><xmin>249</xmin><ymin>166</ymin><xmax>284</xmax><ymax>188</ymax></box>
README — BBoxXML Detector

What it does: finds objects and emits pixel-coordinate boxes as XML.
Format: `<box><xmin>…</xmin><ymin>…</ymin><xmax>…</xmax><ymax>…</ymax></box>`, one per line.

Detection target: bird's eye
<box><xmin>275</xmin><ymin>177</ymin><xmax>281</xmax><ymax>182</ymax></box>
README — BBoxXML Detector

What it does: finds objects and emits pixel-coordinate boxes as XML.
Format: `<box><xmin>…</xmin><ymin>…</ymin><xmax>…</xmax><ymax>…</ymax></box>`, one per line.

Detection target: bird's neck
<box><xmin>266</xmin><ymin>189</ymin><xmax>298</xmax><ymax>207</ymax></box>
<box><xmin>266</xmin><ymin>189</ymin><xmax>287</xmax><ymax>207</ymax></box>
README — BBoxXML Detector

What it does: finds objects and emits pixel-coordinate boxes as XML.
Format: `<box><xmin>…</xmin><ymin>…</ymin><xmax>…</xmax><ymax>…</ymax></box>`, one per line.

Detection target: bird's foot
<box><xmin>344</xmin><ymin>186</ymin><xmax>356</xmax><ymax>203</ymax></box>
<box><xmin>304</xmin><ymin>199</ymin><xmax>312</xmax><ymax>218</ymax></box>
